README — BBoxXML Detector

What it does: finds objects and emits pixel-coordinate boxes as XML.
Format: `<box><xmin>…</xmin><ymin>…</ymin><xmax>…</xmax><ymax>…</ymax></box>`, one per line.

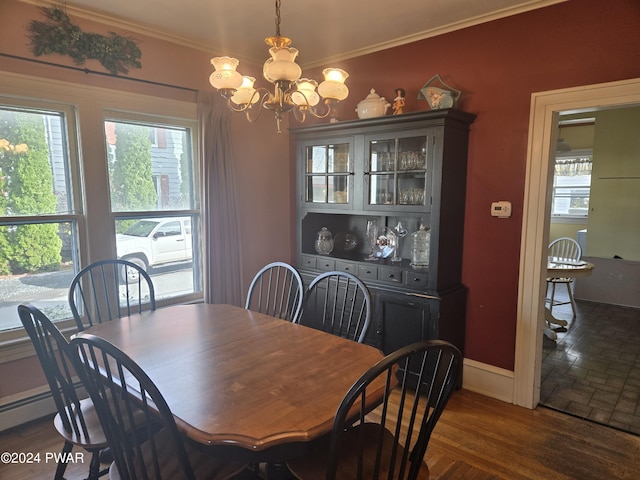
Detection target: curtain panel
<box><xmin>198</xmin><ymin>92</ymin><xmax>243</xmax><ymax>305</ymax></box>
<box><xmin>555</xmin><ymin>156</ymin><xmax>593</xmax><ymax>176</ymax></box>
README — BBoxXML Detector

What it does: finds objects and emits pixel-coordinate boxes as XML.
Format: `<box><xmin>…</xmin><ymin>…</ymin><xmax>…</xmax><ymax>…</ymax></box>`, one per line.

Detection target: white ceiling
<box><xmin>23</xmin><ymin>0</ymin><xmax>563</xmax><ymax>68</ymax></box>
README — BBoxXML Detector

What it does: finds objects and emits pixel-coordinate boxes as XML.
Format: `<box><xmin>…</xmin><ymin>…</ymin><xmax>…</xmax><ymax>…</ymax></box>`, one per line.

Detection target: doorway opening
<box><xmin>513</xmin><ymin>78</ymin><xmax>640</xmax><ymax>413</ymax></box>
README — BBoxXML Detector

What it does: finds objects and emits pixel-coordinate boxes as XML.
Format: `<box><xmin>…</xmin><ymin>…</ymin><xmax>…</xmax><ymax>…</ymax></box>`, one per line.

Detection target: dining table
<box><xmin>78</xmin><ymin>303</ymin><xmax>388</xmax><ymax>478</ymax></box>
<box><xmin>547</xmin><ymin>256</ymin><xmax>595</xmax><ymax>279</ymax></box>
<box><xmin>544</xmin><ymin>257</ymin><xmax>595</xmax><ymax>340</ymax></box>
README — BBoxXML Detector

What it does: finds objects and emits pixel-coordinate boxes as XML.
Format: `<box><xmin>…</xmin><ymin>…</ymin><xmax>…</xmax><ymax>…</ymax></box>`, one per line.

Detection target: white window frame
<box><xmin>0</xmin><ymin>71</ymin><xmax>201</xmax><ymax>354</ymax></box>
<box><xmin>550</xmin><ymin>148</ymin><xmax>593</xmax><ymax>224</ymax></box>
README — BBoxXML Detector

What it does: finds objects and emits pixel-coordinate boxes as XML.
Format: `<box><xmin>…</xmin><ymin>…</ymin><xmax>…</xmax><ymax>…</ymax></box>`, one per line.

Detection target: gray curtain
<box><xmin>197</xmin><ymin>91</ymin><xmax>243</xmax><ymax>305</ymax></box>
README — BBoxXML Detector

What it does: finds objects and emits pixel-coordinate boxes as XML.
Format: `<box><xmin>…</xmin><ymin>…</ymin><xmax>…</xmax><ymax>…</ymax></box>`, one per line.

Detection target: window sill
<box><xmin>0</xmin><ymin>318</ymin><xmax>78</xmax><ymax>364</ymax></box>
<box><xmin>550</xmin><ymin>216</ymin><xmax>589</xmax><ymax>225</ymax></box>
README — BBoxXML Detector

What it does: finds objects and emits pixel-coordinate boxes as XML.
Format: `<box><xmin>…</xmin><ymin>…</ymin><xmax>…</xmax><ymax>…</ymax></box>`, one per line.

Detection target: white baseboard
<box><xmin>462</xmin><ymin>357</ymin><xmax>515</xmax><ymax>404</ymax></box>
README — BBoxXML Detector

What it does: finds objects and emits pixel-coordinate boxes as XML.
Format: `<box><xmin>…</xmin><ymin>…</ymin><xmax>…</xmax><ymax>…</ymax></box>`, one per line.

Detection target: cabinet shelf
<box><xmin>293</xmin><ymin>109</ymin><xmax>475</xmax><ymax>355</ymax></box>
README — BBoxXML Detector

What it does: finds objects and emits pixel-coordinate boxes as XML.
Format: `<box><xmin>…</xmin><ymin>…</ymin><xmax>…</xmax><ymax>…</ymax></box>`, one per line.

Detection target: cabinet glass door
<box><xmin>304</xmin><ymin>143</ymin><xmax>351</xmax><ymax>204</ymax></box>
<box><xmin>369</xmin><ymin>139</ymin><xmax>396</xmax><ymax>205</ymax></box>
<box><xmin>367</xmin><ymin>133</ymin><xmax>430</xmax><ymax>211</ymax></box>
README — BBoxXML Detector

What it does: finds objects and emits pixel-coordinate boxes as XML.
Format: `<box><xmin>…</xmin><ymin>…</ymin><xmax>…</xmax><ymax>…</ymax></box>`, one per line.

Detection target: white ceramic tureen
<box><xmin>356</xmin><ymin>89</ymin><xmax>390</xmax><ymax>119</ymax></box>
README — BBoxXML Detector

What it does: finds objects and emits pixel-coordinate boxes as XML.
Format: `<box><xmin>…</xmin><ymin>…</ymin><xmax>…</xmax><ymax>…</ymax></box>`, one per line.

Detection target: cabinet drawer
<box><xmin>358</xmin><ymin>264</ymin><xmax>378</xmax><ymax>281</ymax></box>
<box><xmin>335</xmin><ymin>260</ymin><xmax>357</xmax><ymax>274</ymax></box>
<box><xmin>316</xmin><ymin>257</ymin><xmax>336</xmax><ymax>271</ymax></box>
<box><xmin>378</xmin><ymin>266</ymin><xmax>403</xmax><ymax>284</ymax></box>
<box><xmin>300</xmin><ymin>254</ymin><xmax>317</xmax><ymax>268</ymax></box>
<box><xmin>404</xmin><ymin>270</ymin><xmax>429</xmax><ymax>288</ymax></box>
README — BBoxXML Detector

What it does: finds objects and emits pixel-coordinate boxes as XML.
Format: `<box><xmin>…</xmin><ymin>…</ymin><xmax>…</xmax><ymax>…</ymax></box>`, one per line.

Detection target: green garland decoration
<box><xmin>27</xmin><ymin>6</ymin><xmax>142</xmax><ymax>75</ymax></box>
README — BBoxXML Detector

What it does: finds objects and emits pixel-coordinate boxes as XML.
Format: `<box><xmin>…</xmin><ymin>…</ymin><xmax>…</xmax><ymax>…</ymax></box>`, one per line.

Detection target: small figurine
<box><xmin>392</xmin><ymin>88</ymin><xmax>405</xmax><ymax>115</ymax></box>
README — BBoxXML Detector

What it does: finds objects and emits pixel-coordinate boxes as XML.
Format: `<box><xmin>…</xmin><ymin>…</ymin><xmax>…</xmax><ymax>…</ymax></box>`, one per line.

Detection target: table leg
<box><xmin>545</xmin><ymin>307</ymin><xmax>568</xmax><ymax>327</ymax></box>
<box><xmin>544</xmin><ymin>326</ymin><xmax>558</xmax><ymax>341</ymax></box>
<box><xmin>543</xmin><ymin>307</ymin><xmax>569</xmax><ymax>341</ymax></box>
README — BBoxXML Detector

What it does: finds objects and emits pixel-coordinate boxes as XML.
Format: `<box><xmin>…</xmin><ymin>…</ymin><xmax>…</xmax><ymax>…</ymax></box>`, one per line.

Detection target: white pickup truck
<box><xmin>116</xmin><ymin>217</ymin><xmax>192</xmax><ymax>273</ymax></box>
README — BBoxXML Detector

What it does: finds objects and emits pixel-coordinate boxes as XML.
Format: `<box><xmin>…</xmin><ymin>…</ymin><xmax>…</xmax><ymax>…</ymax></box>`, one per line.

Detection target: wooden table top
<box><xmin>81</xmin><ymin>303</ymin><xmax>386</xmax><ymax>453</ymax></box>
<box><xmin>547</xmin><ymin>257</ymin><xmax>595</xmax><ymax>279</ymax></box>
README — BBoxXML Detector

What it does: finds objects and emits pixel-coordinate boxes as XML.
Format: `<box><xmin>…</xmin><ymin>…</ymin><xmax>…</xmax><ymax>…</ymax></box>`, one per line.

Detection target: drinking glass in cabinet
<box><xmin>399</xmin><ymin>188</ymin><xmax>425</xmax><ymax>205</ymax></box>
<box><xmin>371</xmin><ymin>150</ymin><xmax>395</xmax><ymax>172</ymax></box>
<box><xmin>369</xmin><ymin>175</ymin><xmax>394</xmax><ymax>205</ymax></box>
<box><xmin>399</xmin><ymin>151</ymin><xmax>426</xmax><ymax>170</ymax></box>
<box><xmin>370</xmin><ymin>140</ymin><xmax>395</xmax><ymax>172</ymax></box>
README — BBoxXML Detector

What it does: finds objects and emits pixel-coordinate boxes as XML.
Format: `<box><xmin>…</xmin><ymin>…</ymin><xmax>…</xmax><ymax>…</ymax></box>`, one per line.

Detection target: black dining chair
<box><xmin>18</xmin><ymin>303</ymin><xmax>108</xmax><ymax>480</ymax></box>
<box><xmin>245</xmin><ymin>261</ymin><xmax>304</xmax><ymax>322</ymax></box>
<box><xmin>70</xmin><ymin>333</ymin><xmax>249</xmax><ymax>480</ymax></box>
<box><xmin>69</xmin><ymin>259</ymin><xmax>156</xmax><ymax>331</ymax></box>
<box><xmin>287</xmin><ymin>340</ymin><xmax>463</xmax><ymax>480</ymax></box>
<box><xmin>299</xmin><ymin>271</ymin><xmax>371</xmax><ymax>343</ymax></box>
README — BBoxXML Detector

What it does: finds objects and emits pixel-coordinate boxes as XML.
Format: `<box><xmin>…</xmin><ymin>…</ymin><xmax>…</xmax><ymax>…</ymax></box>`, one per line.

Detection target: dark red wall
<box><xmin>303</xmin><ymin>0</ymin><xmax>640</xmax><ymax>369</ymax></box>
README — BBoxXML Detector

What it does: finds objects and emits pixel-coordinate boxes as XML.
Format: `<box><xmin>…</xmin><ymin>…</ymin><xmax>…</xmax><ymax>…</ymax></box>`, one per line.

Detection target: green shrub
<box><xmin>111</xmin><ymin>123</ymin><xmax>157</xmax><ymax>211</ymax></box>
<box><xmin>0</xmin><ymin>112</ymin><xmax>61</xmax><ymax>273</ymax></box>
<box><xmin>10</xmin><ymin>223</ymin><xmax>62</xmax><ymax>273</ymax></box>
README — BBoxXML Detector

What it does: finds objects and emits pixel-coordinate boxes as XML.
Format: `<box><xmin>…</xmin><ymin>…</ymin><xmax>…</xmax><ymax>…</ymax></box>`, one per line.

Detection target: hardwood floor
<box><xmin>428</xmin><ymin>389</ymin><xmax>639</xmax><ymax>479</ymax></box>
<box><xmin>1</xmin><ymin>388</ymin><xmax>639</xmax><ymax>479</ymax></box>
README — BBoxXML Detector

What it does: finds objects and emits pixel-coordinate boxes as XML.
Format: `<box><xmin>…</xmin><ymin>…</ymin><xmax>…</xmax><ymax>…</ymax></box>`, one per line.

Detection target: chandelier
<box><xmin>208</xmin><ymin>0</ymin><xmax>349</xmax><ymax>133</ymax></box>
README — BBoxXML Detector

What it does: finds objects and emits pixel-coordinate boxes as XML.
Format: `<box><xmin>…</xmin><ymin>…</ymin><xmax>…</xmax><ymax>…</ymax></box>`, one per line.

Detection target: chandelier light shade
<box><xmin>318</xmin><ymin>68</ymin><xmax>350</xmax><ymax>101</ymax></box>
<box><xmin>292</xmin><ymin>79</ymin><xmax>320</xmax><ymax>107</ymax></box>
<box><xmin>209</xmin><ymin>57</ymin><xmax>243</xmax><ymax>90</ymax></box>
<box><xmin>209</xmin><ymin>0</ymin><xmax>349</xmax><ymax>133</ymax></box>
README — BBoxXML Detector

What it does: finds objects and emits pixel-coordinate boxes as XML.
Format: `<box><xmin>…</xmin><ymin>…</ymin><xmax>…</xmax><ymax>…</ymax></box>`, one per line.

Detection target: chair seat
<box><xmin>109</xmin><ymin>427</ymin><xmax>247</xmax><ymax>480</ymax></box>
<box><xmin>288</xmin><ymin>423</ymin><xmax>430</xmax><ymax>480</ymax></box>
<box><xmin>53</xmin><ymin>397</ymin><xmax>108</xmax><ymax>450</ymax></box>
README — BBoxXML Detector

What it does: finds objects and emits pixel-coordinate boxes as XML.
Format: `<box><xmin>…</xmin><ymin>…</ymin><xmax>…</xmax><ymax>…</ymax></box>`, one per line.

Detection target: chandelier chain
<box><xmin>275</xmin><ymin>0</ymin><xmax>281</xmax><ymax>37</ymax></box>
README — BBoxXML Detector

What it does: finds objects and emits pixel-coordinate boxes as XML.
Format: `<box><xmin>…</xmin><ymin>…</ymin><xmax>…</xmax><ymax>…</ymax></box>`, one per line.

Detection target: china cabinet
<box><xmin>292</xmin><ymin>109</ymin><xmax>475</xmax><ymax>356</ymax></box>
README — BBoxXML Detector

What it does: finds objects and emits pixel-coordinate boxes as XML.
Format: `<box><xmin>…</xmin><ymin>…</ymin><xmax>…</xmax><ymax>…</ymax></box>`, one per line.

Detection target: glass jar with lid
<box><xmin>314</xmin><ymin>227</ymin><xmax>334</xmax><ymax>255</ymax></box>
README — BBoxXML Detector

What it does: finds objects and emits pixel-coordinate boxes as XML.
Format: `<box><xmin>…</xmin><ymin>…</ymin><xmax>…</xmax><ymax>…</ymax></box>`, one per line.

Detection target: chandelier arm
<box><xmin>225</xmin><ymin>88</ymin><xmax>269</xmax><ymax>111</ymax></box>
<box><xmin>287</xmin><ymin>87</ymin><xmax>327</xmax><ymax>121</ymax></box>
<box><xmin>307</xmin><ymin>105</ymin><xmax>332</xmax><ymax>119</ymax></box>
<box><xmin>292</xmin><ymin>108</ymin><xmax>307</xmax><ymax>123</ymax></box>
<box><xmin>225</xmin><ymin>99</ymin><xmax>252</xmax><ymax>113</ymax></box>
<box><xmin>244</xmin><ymin>108</ymin><xmax>261</xmax><ymax>124</ymax></box>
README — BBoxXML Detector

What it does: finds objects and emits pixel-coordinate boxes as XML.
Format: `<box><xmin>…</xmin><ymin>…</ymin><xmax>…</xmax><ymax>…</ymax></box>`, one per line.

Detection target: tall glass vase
<box><xmin>366</xmin><ymin>219</ymin><xmax>378</xmax><ymax>261</ymax></box>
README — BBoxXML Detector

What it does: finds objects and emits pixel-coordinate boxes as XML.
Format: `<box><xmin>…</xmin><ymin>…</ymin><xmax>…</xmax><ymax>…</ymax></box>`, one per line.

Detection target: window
<box><xmin>106</xmin><ymin>117</ymin><xmax>199</xmax><ymax>303</ymax></box>
<box><xmin>0</xmin><ymin>73</ymin><xmax>201</xmax><ymax>336</ymax></box>
<box><xmin>0</xmin><ymin>101</ymin><xmax>81</xmax><ymax>332</ymax></box>
<box><xmin>551</xmin><ymin>150</ymin><xmax>593</xmax><ymax>220</ymax></box>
